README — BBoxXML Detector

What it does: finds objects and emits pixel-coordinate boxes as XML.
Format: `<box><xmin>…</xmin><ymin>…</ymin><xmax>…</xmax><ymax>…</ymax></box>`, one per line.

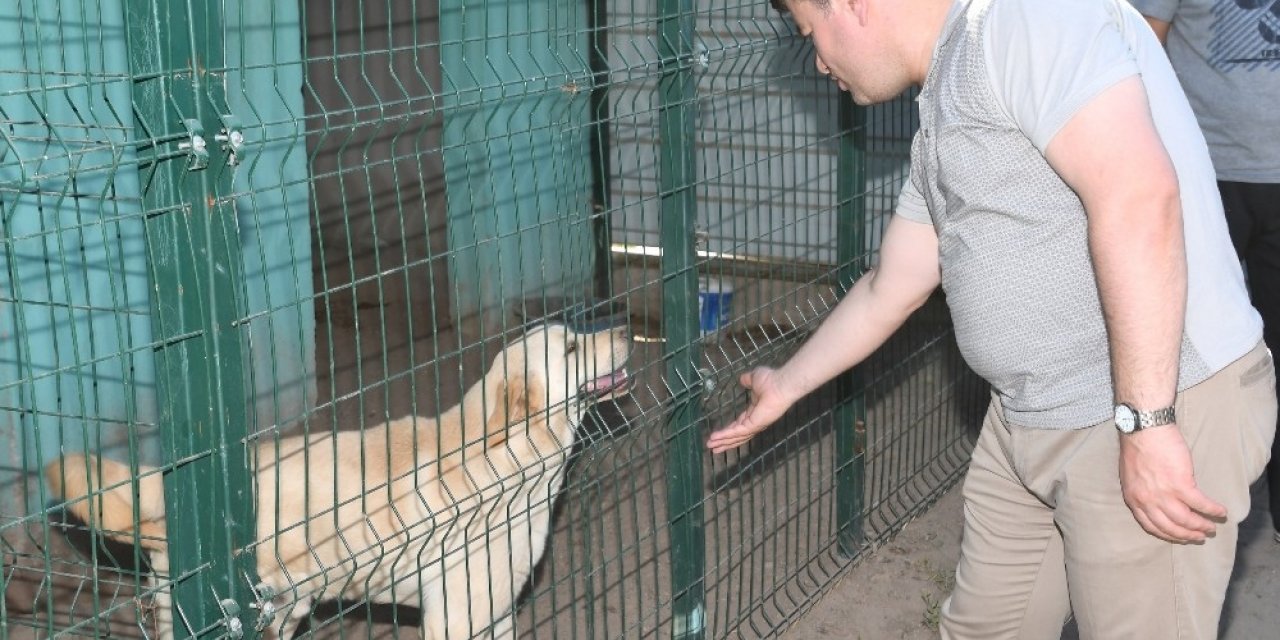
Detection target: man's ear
<box><xmin>484</xmin><ymin>375</ymin><xmax>546</xmax><ymax>448</ymax></box>
<box><xmin>849</xmin><ymin>0</ymin><xmax>869</xmax><ymax>25</ymax></box>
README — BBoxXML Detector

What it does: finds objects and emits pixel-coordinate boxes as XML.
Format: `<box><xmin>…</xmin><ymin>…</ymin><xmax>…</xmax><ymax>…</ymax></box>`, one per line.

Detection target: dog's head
<box><xmin>482</xmin><ymin>323</ymin><xmax>632</xmax><ymax>448</ymax></box>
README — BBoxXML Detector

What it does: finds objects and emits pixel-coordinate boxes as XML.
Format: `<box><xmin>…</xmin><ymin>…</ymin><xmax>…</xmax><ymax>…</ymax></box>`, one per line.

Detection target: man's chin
<box><xmin>840</xmin><ymin>84</ymin><xmax>872</xmax><ymax>105</ymax></box>
<box><xmin>850</xmin><ymin>87</ymin><xmax>904</xmax><ymax>107</ymax></box>
<box><xmin>849</xmin><ymin>91</ymin><xmax>877</xmax><ymax>107</ymax></box>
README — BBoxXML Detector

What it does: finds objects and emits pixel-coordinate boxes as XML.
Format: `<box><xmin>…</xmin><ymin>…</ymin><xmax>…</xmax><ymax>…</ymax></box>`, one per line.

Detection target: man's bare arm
<box><xmin>1044</xmin><ymin>75</ymin><xmax>1225</xmax><ymax>543</ymax></box>
<box><xmin>707</xmin><ymin>215</ymin><xmax>940</xmax><ymax>452</ymax></box>
<box><xmin>768</xmin><ymin>215</ymin><xmax>941</xmax><ymax>400</ymax></box>
<box><xmin>1048</xmin><ymin>76</ymin><xmax>1183</xmax><ymax>414</ymax></box>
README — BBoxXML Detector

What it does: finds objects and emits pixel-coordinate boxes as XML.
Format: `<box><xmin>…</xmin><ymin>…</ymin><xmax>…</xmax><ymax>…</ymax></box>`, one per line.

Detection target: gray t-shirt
<box><xmin>1128</xmin><ymin>0</ymin><xmax>1280</xmax><ymax>183</ymax></box>
<box><xmin>897</xmin><ymin>0</ymin><xmax>1262</xmax><ymax>428</ymax></box>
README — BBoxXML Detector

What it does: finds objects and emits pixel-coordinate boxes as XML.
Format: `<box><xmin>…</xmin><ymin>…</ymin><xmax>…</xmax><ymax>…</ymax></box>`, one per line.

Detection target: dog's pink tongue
<box><xmin>588</xmin><ymin>369</ymin><xmax>629</xmax><ymax>392</ymax></box>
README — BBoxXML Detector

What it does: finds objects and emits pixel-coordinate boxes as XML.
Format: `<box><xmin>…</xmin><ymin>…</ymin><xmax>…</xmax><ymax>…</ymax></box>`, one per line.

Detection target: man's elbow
<box><xmin>1096</xmin><ymin>159</ymin><xmax>1181</xmax><ymax>218</ymax></box>
<box><xmin>866</xmin><ymin>266</ymin><xmax>937</xmax><ymax>317</ymax></box>
<box><xmin>1145</xmin><ymin>169</ymin><xmax>1182</xmax><ymax>226</ymax></box>
<box><xmin>1133</xmin><ymin>169</ymin><xmax>1181</xmax><ymax>223</ymax></box>
<box><xmin>1088</xmin><ymin>170</ymin><xmax>1183</xmax><ymax>247</ymax></box>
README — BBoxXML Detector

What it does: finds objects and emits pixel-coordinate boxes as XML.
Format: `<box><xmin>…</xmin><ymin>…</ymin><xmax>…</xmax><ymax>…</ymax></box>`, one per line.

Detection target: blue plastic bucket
<box><xmin>697</xmin><ymin>277</ymin><xmax>734</xmax><ymax>337</ymax></box>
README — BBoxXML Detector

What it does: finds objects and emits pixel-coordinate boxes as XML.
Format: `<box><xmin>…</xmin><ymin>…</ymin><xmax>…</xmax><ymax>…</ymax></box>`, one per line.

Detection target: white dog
<box><xmin>45</xmin><ymin>322</ymin><xmax>631</xmax><ymax>639</ymax></box>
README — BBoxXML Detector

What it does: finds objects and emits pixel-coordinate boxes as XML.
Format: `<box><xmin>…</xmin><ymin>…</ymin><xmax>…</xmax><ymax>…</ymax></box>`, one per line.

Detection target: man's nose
<box><xmin>815</xmin><ymin>55</ymin><xmax>830</xmax><ymax>76</ymax></box>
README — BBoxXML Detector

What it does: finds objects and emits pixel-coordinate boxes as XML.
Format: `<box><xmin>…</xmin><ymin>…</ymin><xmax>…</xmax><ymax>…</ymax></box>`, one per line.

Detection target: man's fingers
<box><xmin>706</xmin><ymin>427</ymin><xmax>746</xmax><ymax>448</ymax></box>
<box><xmin>1132</xmin><ymin>505</ymin><xmax>1198</xmax><ymax>543</ymax></box>
<box><xmin>1130</xmin><ymin>508</ymin><xmax>1171</xmax><ymax>542</ymax></box>
<box><xmin>1129</xmin><ymin>488</ymin><xmax>1222</xmax><ymax>542</ymax></box>
<box><xmin>708</xmin><ymin>433</ymin><xmax>751</xmax><ymax>453</ymax></box>
<box><xmin>1179</xmin><ymin>486</ymin><xmax>1228</xmax><ymax>520</ymax></box>
<box><xmin>1162</xmin><ymin>499</ymin><xmax>1217</xmax><ymax>535</ymax></box>
<box><xmin>709</xmin><ymin>367</ymin><xmax>787</xmax><ymax>453</ymax></box>
<box><xmin>1147</xmin><ymin>507</ymin><xmax>1208</xmax><ymax>543</ymax></box>
<box><xmin>707</xmin><ymin>417</ymin><xmax>757</xmax><ymax>451</ymax></box>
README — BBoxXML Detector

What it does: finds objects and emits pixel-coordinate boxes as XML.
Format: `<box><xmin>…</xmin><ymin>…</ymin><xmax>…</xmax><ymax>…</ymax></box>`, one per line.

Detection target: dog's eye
<box><xmin>565</xmin><ymin>340</ymin><xmax>578</xmax><ymax>354</ymax></box>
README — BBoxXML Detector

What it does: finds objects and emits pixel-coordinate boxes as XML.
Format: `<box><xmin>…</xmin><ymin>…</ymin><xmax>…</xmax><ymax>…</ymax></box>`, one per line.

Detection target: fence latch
<box><xmin>177</xmin><ymin>118</ymin><xmax>208</xmax><ymax>171</ymax></box>
<box><xmin>214</xmin><ymin>114</ymin><xmax>245</xmax><ymax>166</ymax></box>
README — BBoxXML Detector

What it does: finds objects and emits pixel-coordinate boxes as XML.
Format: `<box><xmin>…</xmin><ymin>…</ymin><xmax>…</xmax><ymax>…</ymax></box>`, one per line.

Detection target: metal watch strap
<box><xmin>1136</xmin><ymin>406</ymin><xmax>1176</xmax><ymax>429</ymax></box>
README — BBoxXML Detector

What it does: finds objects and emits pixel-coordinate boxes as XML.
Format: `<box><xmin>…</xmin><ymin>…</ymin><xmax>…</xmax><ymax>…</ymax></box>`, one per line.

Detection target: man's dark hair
<box><xmin>770</xmin><ymin>0</ymin><xmax>830</xmax><ymax>14</ymax></box>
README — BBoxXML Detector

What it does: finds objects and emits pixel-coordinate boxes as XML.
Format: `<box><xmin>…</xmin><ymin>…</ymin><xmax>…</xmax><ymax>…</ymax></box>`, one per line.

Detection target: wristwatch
<box><xmin>1113</xmin><ymin>403</ymin><xmax>1176</xmax><ymax>434</ymax></box>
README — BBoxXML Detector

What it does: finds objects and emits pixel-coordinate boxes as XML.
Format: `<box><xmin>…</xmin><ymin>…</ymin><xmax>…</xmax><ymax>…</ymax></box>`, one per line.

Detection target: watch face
<box><xmin>1115</xmin><ymin>405</ymin><xmax>1136</xmax><ymax>433</ymax></box>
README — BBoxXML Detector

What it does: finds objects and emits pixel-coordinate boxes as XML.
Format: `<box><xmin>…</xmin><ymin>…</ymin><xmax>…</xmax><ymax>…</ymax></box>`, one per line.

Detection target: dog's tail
<box><xmin>44</xmin><ymin>454</ymin><xmax>168</xmax><ymax>551</ymax></box>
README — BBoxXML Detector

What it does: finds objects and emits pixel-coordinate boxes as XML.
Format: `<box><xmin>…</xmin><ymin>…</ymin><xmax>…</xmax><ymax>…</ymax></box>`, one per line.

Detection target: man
<box><xmin>705</xmin><ymin>0</ymin><xmax>1276</xmax><ymax>637</ymax></box>
<box><xmin>1128</xmin><ymin>0</ymin><xmax>1280</xmax><ymax>544</ymax></box>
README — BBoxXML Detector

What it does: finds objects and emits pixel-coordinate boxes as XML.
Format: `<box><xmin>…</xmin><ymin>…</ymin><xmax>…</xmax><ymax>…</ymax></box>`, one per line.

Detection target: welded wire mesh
<box><xmin>2</xmin><ymin>1</ymin><xmax>163</xmax><ymax>637</ymax></box>
<box><xmin>2</xmin><ymin>1</ymin><xmax>985</xmax><ymax>639</ymax></box>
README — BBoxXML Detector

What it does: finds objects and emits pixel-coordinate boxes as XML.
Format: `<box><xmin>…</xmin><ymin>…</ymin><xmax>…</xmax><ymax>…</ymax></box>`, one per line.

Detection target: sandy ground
<box><xmin>783</xmin><ymin>478</ymin><xmax>1280</xmax><ymax>640</ymax></box>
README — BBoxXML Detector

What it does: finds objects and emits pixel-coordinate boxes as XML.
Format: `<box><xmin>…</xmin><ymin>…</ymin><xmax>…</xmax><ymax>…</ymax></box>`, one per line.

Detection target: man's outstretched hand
<box><xmin>706</xmin><ymin>367</ymin><xmax>798</xmax><ymax>453</ymax></box>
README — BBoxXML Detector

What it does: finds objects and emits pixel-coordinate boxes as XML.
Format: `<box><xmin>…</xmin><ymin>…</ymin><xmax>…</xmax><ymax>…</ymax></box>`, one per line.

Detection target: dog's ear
<box><xmin>484</xmin><ymin>374</ymin><xmax>546</xmax><ymax>448</ymax></box>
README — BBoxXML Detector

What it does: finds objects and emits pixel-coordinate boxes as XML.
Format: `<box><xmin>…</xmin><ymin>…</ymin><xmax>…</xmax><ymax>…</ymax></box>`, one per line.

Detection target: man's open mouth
<box><xmin>581</xmin><ymin>368</ymin><xmax>632</xmax><ymax>400</ymax></box>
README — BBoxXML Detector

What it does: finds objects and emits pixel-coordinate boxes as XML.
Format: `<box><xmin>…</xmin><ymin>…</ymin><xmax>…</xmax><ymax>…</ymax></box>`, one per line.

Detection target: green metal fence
<box><xmin>2</xmin><ymin>0</ymin><xmax>985</xmax><ymax>638</ymax></box>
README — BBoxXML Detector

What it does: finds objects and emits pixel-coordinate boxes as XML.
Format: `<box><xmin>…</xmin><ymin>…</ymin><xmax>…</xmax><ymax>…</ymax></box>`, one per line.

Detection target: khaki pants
<box><xmin>940</xmin><ymin>342</ymin><xmax>1276</xmax><ymax>640</ymax></box>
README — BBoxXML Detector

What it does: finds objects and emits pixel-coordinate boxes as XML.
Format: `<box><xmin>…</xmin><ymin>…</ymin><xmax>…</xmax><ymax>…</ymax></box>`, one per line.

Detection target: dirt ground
<box><xmin>783</xmin><ymin>477</ymin><xmax>1280</xmax><ymax>640</ymax></box>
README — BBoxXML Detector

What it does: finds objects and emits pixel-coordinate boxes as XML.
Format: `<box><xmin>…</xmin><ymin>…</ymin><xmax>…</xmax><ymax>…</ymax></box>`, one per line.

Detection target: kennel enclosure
<box><xmin>1</xmin><ymin>0</ymin><xmax>984</xmax><ymax>638</ymax></box>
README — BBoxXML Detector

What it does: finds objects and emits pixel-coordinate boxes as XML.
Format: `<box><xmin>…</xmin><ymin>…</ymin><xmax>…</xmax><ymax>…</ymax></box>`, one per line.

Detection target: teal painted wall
<box><xmin>0</xmin><ymin>0</ymin><xmax>312</xmax><ymax>515</ymax></box>
<box><xmin>0</xmin><ymin>0</ymin><xmax>157</xmax><ymax>515</ymax></box>
<box><xmin>224</xmin><ymin>2</ymin><xmax>316</xmax><ymax>433</ymax></box>
<box><xmin>439</xmin><ymin>0</ymin><xmax>595</xmax><ymax>325</ymax></box>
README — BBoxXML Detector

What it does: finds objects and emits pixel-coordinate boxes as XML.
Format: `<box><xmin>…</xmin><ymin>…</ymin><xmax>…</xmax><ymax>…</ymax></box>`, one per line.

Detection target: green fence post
<box><xmin>658</xmin><ymin>0</ymin><xmax>706</xmax><ymax>638</ymax></box>
<box><xmin>124</xmin><ymin>0</ymin><xmax>259</xmax><ymax>637</ymax></box>
<box><xmin>588</xmin><ymin>0</ymin><xmax>614</xmax><ymax>302</ymax></box>
<box><xmin>834</xmin><ymin>98</ymin><xmax>869</xmax><ymax>557</ymax></box>
<box><xmin>584</xmin><ymin>8</ymin><xmax>614</xmax><ymax>630</ymax></box>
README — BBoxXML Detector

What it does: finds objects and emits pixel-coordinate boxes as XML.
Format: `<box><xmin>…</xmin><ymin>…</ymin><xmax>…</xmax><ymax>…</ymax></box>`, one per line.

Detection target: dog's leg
<box><xmin>150</xmin><ymin>551</ymin><xmax>175</xmax><ymax>640</ymax></box>
<box><xmin>272</xmin><ymin>596</ymin><xmax>311</xmax><ymax>640</ymax></box>
<box><xmin>419</xmin><ymin>582</ymin><xmax>446</xmax><ymax>640</ymax></box>
<box><xmin>487</xmin><ymin>611</ymin><xmax>515</xmax><ymax>640</ymax></box>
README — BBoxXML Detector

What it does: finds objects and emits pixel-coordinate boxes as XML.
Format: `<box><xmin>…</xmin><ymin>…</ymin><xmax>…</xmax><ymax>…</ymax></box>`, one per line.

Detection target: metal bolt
<box><xmin>694</xmin><ymin>227</ymin><xmax>709</xmax><ymax>250</ymax></box>
<box><xmin>252</xmin><ymin>583</ymin><xmax>276</xmax><ymax>601</ymax></box>
<box><xmin>215</xmin><ymin>130</ymin><xmax>245</xmax><ymax>151</ymax></box>
<box><xmin>251</xmin><ymin>599</ymin><xmax>277</xmax><ymax>631</ymax></box>
<box><xmin>219</xmin><ymin>598</ymin><xmax>244</xmax><ymax>638</ymax></box>
<box><xmin>178</xmin><ymin>135</ymin><xmax>207</xmax><ymax>153</ymax></box>
<box><xmin>250</xmin><ymin>582</ymin><xmax>277</xmax><ymax>631</ymax></box>
<box><xmin>698</xmin><ymin>368</ymin><xmax>715</xmax><ymax>393</ymax></box>
<box><xmin>694</xmin><ymin>43</ymin><xmax>710</xmax><ymax>69</ymax></box>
